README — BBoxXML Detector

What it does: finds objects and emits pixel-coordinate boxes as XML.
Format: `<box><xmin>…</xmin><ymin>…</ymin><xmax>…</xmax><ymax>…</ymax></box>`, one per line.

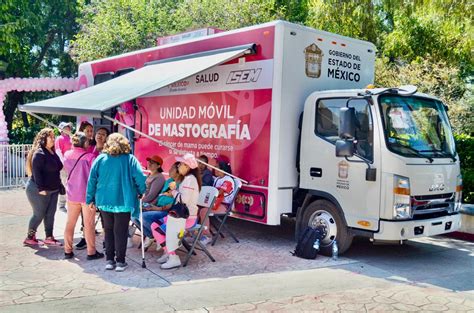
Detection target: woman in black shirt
<box><xmin>24</xmin><ymin>128</ymin><xmax>63</xmax><ymax>246</ymax></box>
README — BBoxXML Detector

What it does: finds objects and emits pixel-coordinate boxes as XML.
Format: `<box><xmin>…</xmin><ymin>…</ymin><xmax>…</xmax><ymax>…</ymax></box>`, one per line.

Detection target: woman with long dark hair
<box><xmin>24</xmin><ymin>128</ymin><xmax>63</xmax><ymax>246</ymax></box>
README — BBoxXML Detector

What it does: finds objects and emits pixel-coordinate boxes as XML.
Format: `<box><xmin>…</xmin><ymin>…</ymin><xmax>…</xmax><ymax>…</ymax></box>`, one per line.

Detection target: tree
<box><xmin>70</xmin><ymin>0</ymin><xmax>179</xmax><ymax>64</ymax></box>
<box><xmin>70</xmin><ymin>0</ymin><xmax>284</xmax><ymax>64</ymax></box>
<box><xmin>0</xmin><ymin>0</ymin><xmax>80</xmax><ymax>132</ymax></box>
<box><xmin>375</xmin><ymin>57</ymin><xmax>472</xmax><ymax>135</ymax></box>
<box><xmin>305</xmin><ymin>0</ymin><xmax>380</xmax><ymax>44</ymax></box>
<box><xmin>171</xmin><ymin>0</ymin><xmax>284</xmax><ymax>32</ymax></box>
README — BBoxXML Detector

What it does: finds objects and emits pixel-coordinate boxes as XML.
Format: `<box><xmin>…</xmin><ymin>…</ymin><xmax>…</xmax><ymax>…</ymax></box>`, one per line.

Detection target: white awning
<box><xmin>19</xmin><ymin>44</ymin><xmax>255</xmax><ymax>117</ymax></box>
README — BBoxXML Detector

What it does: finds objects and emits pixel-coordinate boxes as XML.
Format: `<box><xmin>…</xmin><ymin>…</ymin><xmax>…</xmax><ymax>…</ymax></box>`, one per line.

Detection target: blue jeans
<box><xmin>141</xmin><ymin>211</ymin><xmax>168</xmax><ymax>238</ymax></box>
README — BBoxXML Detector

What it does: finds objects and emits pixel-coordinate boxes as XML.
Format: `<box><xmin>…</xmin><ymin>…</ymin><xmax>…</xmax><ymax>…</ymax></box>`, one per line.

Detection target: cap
<box><xmin>215</xmin><ymin>154</ymin><xmax>230</xmax><ymax>165</ymax></box>
<box><xmin>58</xmin><ymin>122</ymin><xmax>73</xmax><ymax>130</ymax></box>
<box><xmin>176</xmin><ymin>153</ymin><xmax>198</xmax><ymax>169</ymax></box>
<box><xmin>146</xmin><ymin>155</ymin><xmax>163</xmax><ymax>165</ymax></box>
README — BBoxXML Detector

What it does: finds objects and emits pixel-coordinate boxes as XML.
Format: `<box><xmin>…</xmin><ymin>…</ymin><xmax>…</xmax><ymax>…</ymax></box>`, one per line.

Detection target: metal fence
<box><xmin>1</xmin><ymin>143</ymin><xmax>32</xmax><ymax>189</ymax></box>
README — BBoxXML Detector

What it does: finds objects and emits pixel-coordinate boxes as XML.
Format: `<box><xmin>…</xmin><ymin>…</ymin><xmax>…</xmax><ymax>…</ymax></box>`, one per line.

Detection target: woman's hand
<box><xmin>38</xmin><ymin>191</ymin><xmax>47</xmax><ymax>196</ymax></box>
<box><xmin>88</xmin><ymin>202</ymin><xmax>96</xmax><ymax>211</ymax></box>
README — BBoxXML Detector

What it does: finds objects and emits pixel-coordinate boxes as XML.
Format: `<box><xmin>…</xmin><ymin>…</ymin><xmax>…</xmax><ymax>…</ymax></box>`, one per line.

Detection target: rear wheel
<box><xmin>300</xmin><ymin>199</ymin><xmax>353</xmax><ymax>256</ymax></box>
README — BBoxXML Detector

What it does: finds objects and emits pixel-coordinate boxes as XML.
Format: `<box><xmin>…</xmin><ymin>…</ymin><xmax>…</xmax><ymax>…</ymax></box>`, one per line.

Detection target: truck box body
<box><xmin>78</xmin><ymin>21</ymin><xmax>376</xmax><ymax>225</ymax></box>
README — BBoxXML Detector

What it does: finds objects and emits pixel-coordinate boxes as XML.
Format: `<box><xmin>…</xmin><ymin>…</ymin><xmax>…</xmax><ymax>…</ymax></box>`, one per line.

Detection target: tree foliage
<box><xmin>375</xmin><ymin>57</ymin><xmax>472</xmax><ymax>134</ymax></box>
<box><xmin>70</xmin><ymin>0</ymin><xmax>179</xmax><ymax>64</ymax></box>
<box><xmin>306</xmin><ymin>0</ymin><xmax>379</xmax><ymax>44</ymax></box>
<box><xmin>70</xmin><ymin>0</ymin><xmax>284</xmax><ymax>64</ymax></box>
<box><xmin>0</xmin><ymin>0</ymin><xmax>80</xmax><ymax>131</ymax></box>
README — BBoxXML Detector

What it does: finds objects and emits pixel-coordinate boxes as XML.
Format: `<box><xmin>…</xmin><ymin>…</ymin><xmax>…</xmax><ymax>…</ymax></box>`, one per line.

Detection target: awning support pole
<box><xmin>26</xmin><ymin>112</ymin><xmax>72</xmax><ymax>135</ymax></box>
<box><xmin>102</xmin><ymin>115</ymin><xmax>248</xmax><ymax>184</ymax></box>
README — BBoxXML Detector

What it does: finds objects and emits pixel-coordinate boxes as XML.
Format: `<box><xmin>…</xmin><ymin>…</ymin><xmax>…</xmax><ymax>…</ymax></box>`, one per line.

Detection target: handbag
<box><xmin>59</xmin><ymin>183</ymin><xmax>66</xmax><ymax>195</ymax></box>
<box><xmin>168</xmin><ymin>194</ymin><xmax>190</xmax><ymax>219</ymax></box>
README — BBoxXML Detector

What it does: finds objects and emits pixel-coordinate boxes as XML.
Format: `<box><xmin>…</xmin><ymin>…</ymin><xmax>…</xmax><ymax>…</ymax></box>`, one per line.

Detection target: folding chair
<box><xmin>181</xmin><ymin>186</ymin><xmax>219</xmax><ymax>267</ymax></box>
<box><xmin>210</xmin><ymin>179</ymin><xmax>242</xmax><ymax>246</ymax></box>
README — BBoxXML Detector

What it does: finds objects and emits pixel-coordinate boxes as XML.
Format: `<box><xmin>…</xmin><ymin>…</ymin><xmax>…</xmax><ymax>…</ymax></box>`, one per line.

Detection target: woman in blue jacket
<box><xmin>86</xmin><ymin>133</ymin><xmax>146</xmax><ymax>272</ymax></box>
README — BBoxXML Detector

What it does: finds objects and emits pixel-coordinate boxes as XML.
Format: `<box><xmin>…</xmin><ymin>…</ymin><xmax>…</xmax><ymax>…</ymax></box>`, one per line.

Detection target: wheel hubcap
<box><xmin>308</xmin><ymin>210</ymin><xmax>337</xmax><ymax>246</ymax></box>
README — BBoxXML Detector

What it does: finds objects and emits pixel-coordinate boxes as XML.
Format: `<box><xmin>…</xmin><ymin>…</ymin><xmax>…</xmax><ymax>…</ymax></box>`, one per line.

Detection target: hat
<box><xmin>215</xmin><ymin>154</ymin><xmax>230</xmax><ymax>165</ymax></box>
<box><xmin>146</xmin><ymin>155</ymin><xmax>163</xmax><ymax>165</ymax></box>
<box><xmin>176</xmin><ymin>153</ymin><xmax>198</xmax><ymax>169</ymax></box>
<box><xmin>58</xmin><ymin>122</ymin><xmax>73</xmax><ymax>130</ymax></box>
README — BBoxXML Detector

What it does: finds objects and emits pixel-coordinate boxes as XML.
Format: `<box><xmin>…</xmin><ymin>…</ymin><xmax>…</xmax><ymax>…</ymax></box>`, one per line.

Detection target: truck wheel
<box><xmin>301</xmin><ymin>200</ymin><xmax>353</xmax><ymax>256</ymax></box>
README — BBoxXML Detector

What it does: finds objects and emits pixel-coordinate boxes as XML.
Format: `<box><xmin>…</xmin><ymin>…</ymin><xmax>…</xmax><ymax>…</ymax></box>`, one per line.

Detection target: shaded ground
<box><xmin>1</xmin><ymin>189</ymin><xmax>473</xmax><ymax>312</ymax></box>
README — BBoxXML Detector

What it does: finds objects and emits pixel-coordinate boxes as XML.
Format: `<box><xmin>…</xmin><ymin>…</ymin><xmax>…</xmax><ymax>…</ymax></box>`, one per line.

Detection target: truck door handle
<box><xmin>310</xmin><ymin>167</ymin><xmax>322</xmax><ymax>177</ymax></box>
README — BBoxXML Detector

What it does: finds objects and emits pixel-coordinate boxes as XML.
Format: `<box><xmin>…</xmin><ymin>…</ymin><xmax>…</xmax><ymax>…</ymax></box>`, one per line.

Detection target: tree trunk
<box><xmin>4</xmin><ymin>91</ymin><xmax>25</xmax><ymax>132</ymax></box>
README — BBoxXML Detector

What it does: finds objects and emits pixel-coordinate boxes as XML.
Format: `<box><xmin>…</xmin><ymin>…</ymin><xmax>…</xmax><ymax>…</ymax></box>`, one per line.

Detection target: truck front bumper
<box><xmin>374</xmin><ymin>213</ymin><xmax>461</xmax><ymax>241</ymax></box>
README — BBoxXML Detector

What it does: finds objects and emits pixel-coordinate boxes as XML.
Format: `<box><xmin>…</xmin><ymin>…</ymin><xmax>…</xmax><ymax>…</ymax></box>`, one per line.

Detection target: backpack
<box><xmin>292</xmin><ymin>226</ymin><xmax>325</xmax><ymax>259</ymax></box>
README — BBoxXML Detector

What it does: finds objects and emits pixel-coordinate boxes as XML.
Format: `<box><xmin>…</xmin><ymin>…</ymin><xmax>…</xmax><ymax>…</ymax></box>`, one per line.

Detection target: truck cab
<box><xmin>298</xmin><ymin>86</ymin><xmax>462</xmax><ymax>255</ymax></box>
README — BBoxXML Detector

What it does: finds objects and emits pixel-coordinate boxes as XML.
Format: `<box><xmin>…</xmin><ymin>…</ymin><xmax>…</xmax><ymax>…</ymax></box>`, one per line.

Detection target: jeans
<box><xmin>141</xmin><ymin>210</ymin><xmax>168</xmax><ymax>238</ymax></box>
<box><xmin>125</xmin><ymin>127</ymin><xmax>135</xmax><ymax>154</ymax></box>
<box><xmin>101</xmin><ymin>211</ymin><xmax>130</xmax><ymax>263</ymax></box>
<box><xmin>25</xmin><ymin>179</ymin><xmax>59</xmax><ymax>238</ymax></box>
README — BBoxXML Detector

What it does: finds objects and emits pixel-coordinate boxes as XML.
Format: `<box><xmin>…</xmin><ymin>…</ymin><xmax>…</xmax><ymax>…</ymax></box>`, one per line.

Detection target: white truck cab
<box><xmin>297</xmin><ymin>86</ymin><xmax>462</xmax><ymax>254</ymax></box>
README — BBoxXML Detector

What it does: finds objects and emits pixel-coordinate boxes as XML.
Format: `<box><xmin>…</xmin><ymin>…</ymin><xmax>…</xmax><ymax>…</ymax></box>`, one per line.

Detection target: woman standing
<box><xmin>92</xmin><ymin>127</ymin><xmax>110</xmax><ymax>157</ymax></box>
<box><xmin>152</xmin><ymin>153</ymin><xmax>201</xmax><ymax>269</ymax></box>
<box><xmin>79</xmin><ymin>121</ymin><xmax>94</xmax><ymax>153</ymax></box>
<box><xmin>75</xmin><ymin>123</ymin><xmax>107</xmax><ymax>250</ymax></box>
<box><xmin>24</xmin><ymin>128</ymin><xmax>63</xmax><ymax>246</ymax></box>
<box><xmin>63</xmin><ymin>132</ymin><xmax>104</xmax><ymax>260</ymax></box>
<box><xmin>86</xmin><ymin>133</ymin><xmax>146</xmax><ymax>272</ymax></box>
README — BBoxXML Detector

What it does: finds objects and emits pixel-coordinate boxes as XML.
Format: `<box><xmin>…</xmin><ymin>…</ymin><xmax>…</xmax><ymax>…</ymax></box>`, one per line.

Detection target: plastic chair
<box><xmin>181</xmin><ymin>186</ymin><xmax>219</xmax><ymax>267</ymax></box>
<box><xmin>210</xmin><ymin>178</ymin><xmax>242</xmax><ymax>246</ymax></box>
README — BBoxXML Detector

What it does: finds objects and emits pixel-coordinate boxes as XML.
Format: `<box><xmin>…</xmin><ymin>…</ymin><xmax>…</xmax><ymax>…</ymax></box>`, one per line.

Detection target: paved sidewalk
<box><xmin>1</xmin><ymin>189</ymin><xmax>473</xmax><ymax>312</ymax></box>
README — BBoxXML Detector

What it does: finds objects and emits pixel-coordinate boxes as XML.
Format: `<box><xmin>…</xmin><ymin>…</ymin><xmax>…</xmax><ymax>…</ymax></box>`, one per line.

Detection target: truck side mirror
<box><xmin>335</xmin><ymin>139</ymin><xmax>354</xmax><ymax>157</ymax></box>
<box><xmin>339</xmin><ymin>107</ymin><xmax>356</xmax><ymax>139</ymax></box>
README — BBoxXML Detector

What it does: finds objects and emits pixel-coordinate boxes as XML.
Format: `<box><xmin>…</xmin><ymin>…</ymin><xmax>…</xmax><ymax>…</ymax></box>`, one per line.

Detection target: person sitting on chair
<box><xmin>151</xmin><ymin>153</ymin><xmax>202</xmax><ymax>269</ymax></box>
<box><xmin>199</xmin><ymin>155</ymin><xmax>236</xmax><ymax>245</ymax></box>
<box><xmin>127</xmin><ymin>154</ymin><xmax>166</xmax><ymax>248</ymax></box>
<box><xmin>140</xmin><ymin>162</ymin><xmax>183</xmax><ymax>250</ymax></box>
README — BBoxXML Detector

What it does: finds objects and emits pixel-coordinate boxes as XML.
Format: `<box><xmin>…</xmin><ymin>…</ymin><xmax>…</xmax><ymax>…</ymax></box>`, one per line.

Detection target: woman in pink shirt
<box><xmin>63</xmin><ymin>132</ymin><xmax>104</xmax><ymax>260</ymax></box>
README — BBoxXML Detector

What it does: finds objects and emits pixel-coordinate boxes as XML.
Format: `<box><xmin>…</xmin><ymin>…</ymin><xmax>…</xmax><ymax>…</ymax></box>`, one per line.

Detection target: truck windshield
<box><xmin>379</xmin><ymin>95</ymin><xmax>456</xmax><ymax>160</ymax></box>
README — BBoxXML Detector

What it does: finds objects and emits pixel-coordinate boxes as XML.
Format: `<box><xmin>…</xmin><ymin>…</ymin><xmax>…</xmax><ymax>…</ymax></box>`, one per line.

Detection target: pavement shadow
<box><xmin>123</xmin><ymin>217</ymin><xmax>355</xmax><ymax>284</ymax></box>
<box><xmin>343</xmin><ymin>235</ymin><xmax>474</xmax><ymax>292</ymax></box>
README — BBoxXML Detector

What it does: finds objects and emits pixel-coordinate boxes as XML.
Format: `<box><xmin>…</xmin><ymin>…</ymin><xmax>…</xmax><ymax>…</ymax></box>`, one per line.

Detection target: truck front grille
<box><xmin>411</xmin><ymin>193</ymin><xmax>454</xmax><ymax>219</ymax></box>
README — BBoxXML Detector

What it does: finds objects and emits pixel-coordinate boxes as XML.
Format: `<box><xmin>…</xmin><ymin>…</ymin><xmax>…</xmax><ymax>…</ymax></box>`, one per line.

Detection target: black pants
<box><xmin>101</xmin><ymin>211</ymin><xmax>130</xmax><ymax>263</ymax></box>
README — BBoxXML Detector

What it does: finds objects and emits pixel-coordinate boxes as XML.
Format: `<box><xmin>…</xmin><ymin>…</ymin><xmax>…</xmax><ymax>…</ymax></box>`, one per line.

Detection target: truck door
<box><xmin>300</xmin><ymin>96</ymin><xmax>381</xmax><ymax>232</ymax></box>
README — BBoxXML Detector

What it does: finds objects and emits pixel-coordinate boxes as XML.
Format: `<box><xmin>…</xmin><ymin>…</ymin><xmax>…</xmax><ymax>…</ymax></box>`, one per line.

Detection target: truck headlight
<box><xmin>393</xmin><ymin>175</ymin><xmax>411</xmax><ymax>219</ymax></box>
<box><xmin>454</xmin><ymin>174</ymin><xmax>463</xmax><ymax>212</ymax></box>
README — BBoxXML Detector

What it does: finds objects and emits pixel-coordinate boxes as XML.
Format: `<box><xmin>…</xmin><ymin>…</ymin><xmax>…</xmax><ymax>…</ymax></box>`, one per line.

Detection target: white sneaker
<box><xmin>157</xmin><ymin>252</ymin><xmax>169</xmax><ymax>264</ymax></box>
<box><xmin>127</xmin><ymin>237</ymin><xmax>134</xmax><ymax>248</ymax></box>
<box><xmin>115</xmin><ymin>262</ymin><xmax>128</xmax><ymax>272</ymax></box>
<box><xmin>143</xmin><ymin>237</ymin><xmax>154</xmax><ymax>249</ymax></box>
<box><xmin>161</xmin><ymin>254</ymin><xmax>181</xmax><ymax>269</ymax></box>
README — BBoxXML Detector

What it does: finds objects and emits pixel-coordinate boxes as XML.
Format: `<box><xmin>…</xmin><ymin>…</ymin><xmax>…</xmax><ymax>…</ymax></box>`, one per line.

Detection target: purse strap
<box><xmin>67</xmin><ymin>153</ymin><xmax>89</xmax><ymax>181</ymax></box>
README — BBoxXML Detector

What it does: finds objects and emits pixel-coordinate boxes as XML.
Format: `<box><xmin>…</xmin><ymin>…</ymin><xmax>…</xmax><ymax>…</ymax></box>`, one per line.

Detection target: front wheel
<box><xmin>300</xmin><ymin>199</ymin><xmax>353</xmax><ymax>256</ymax></box>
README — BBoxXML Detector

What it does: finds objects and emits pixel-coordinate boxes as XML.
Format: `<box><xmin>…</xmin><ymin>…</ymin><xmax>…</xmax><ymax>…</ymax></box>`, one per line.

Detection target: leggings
<box><xmin>101</xmin><ymin>211</ymin><xmax>130</xmax><ymax>263</ymax></box>
<box><xmin>25</xmin><ymin>179</ymin><xmax>59</xmax><ymax>238</ymax></box>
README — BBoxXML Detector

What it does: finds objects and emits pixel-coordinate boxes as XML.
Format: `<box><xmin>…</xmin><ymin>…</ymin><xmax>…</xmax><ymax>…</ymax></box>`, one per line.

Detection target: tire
<box><xmin>300</xmin><ymin>199</ymin><xmax>353</xmax><ymax>256</ymax></box>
